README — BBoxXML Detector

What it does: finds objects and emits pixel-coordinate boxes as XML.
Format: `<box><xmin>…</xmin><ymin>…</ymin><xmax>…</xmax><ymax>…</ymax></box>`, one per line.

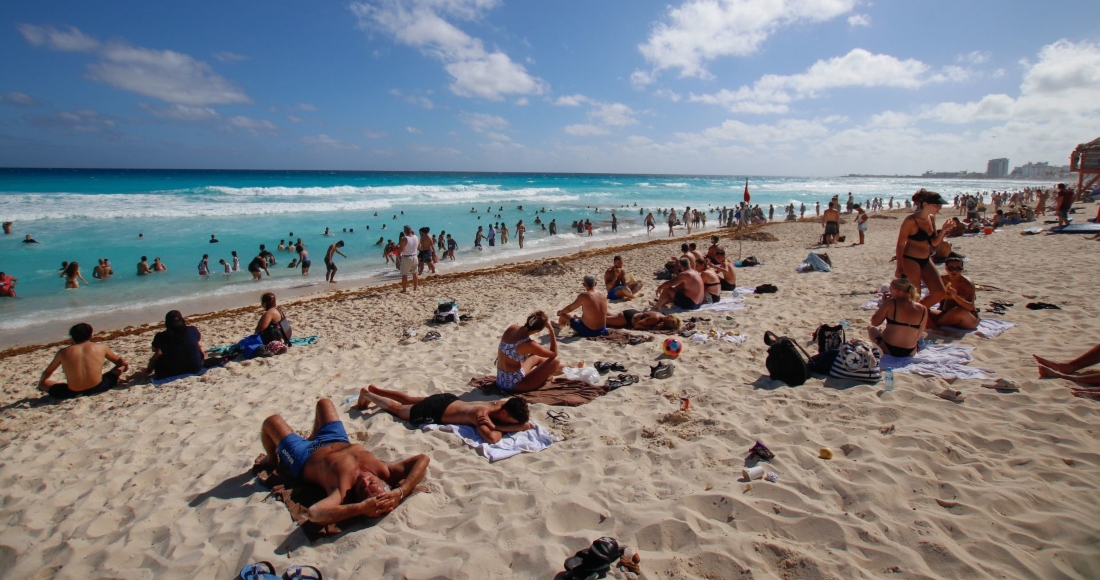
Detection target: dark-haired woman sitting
<box><xmin>146</xmin><ymin>310</ymin><xmax>206</xmax><ymax>379</ymax></box>
<box><xmin>496</xmin><ymin>311</ymin><xmax>582</xmax><ymax>393</ymax></box>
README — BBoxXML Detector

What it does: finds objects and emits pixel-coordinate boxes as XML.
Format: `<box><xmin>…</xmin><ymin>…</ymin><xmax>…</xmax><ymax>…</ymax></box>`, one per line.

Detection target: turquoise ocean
<box><xmin>0</xmin><ymin>169</ymin><xmax>1048</xmax><ymax>337</ymax></box>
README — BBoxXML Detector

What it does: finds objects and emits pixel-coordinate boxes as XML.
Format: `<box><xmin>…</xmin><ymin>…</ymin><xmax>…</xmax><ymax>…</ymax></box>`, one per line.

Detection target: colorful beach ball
<box><xmin>663</xmin><ymin>337</ymin><xmax>683</xmax><ymax>358</ymax></box>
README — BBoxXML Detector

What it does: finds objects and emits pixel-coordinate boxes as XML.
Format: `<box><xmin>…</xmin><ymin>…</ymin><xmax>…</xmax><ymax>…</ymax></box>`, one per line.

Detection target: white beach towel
<box><xmin>695</xmin><ymin>296</ymin><xmax>748</xmax><ymax>313</ymax></box>
<box><xmin>937</xmin><ymin>319</ymin><xmax>1015</xmax><ymax>339</ymax></box>
<box><xmin>734</xmin><ymin>286</ymin><xmax>756</xmax><ymax>295</ymax></box>
<box><xmin>860</xmin><ymin>299</ymin><xmax>881</xmax><ymax>310</ymax></box>
<box><xmin>879</xmin><ymin>343</ymin><xmax>991</xmax><ymax>380</ymax></box>
<box><xmin>420</xmin><ymin>421</ymin><xmax>558</xmax><ymax>462</ymax></box>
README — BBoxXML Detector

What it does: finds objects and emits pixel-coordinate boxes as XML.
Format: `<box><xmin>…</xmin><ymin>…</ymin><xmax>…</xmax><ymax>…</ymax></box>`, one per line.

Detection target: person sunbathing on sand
<box><xmin>605</xmin><ymin>310</ymin><xmax>681</xmax><ymax>332</ymax></box>
<box><xmin>1035</xmin><ymin>344</ymin><xmax>1100</xmax><ymax>386</ymax></box>
<box><xmin>604</xmin><ymin>255</ymin><xmax>643</xmax><ymax>301</ymax></box>
<box><xmin>557</xmin><ymin>275</ymin><xmax>610</xmax><ymax>337</ymax></box>
<box><xmin>256</xmin><ymin>399</ymin><xmax>429</xmax><ymax>525</ymax></box>
<box><xmin>357</xmin><ymin>386</ymin><xmax>531</xmax><ymax>444</ymax></box>
<box><xmin>927</xmin><ymin>256</ymin><xmax>979</xmax><ymax>330</ymax></box>
<box><xmin>497</xmin><ymin>311</ymin><xmax>581</xmax><ymax>393</ymax></box>
<box><xmin>654</xmin><ymin>258</ymin><xmax>705</xmax><ymax>310</ymax></box>
<box><xmin>868</xmin><ymin>278</ymin><xmax>927</xmax><ymax>357</ymax></box>
<box><xmin>38</xmin><ymin>323</ymin><xmax>129</xmax><ymax>399</ymax></box>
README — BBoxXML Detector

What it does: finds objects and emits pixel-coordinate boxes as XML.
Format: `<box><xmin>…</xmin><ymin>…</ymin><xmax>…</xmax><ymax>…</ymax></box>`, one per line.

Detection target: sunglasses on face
<box><xmin>946</xmin><ymin>266</ymin><xmax>963</xmax><ymax>272</ymax></box>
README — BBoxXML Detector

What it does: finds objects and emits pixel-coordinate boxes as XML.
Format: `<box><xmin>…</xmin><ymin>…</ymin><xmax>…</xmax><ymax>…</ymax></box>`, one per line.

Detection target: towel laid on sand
<box><xmin>586</xmin><ymin>329</ymin><xmax>653</xmax><ymax>345</ymax></box>
<box><xmin>696</xmin><ymin>296</ymin><xmax>749</xmax><ymax>313</ymax></box>
<box><xmin>151</xmin><ymin>366</ymin><xmax>208</xmax><ymax>386</ymax></box>
<box><xmin>207</xmin><ymin>335</ymin><xmax>320</xmax><ymax>357</ymax></box>
<box><xmin>880</xmin><ymin>343</ymin><xmax>991</xmax><ymax>380</ymax></box>
<box><xmin>470</xmin><ymin>376</ymin><xmax>611</xmax><ymax>406</ymax></box>
<box><xmin>421</xmin><ymin>422</ymin><xmax>557</xmax><ymax>462</ymax></box>
<box><xmin>936</xmin><ymin>319</ymin><xmax>1015</xmax><ymax>339</ymax></box>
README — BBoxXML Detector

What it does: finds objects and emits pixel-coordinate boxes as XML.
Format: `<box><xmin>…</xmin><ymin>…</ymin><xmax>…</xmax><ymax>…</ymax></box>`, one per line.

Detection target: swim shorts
<box><xmin>673</xmin><ymin>289</ymin><xmax>702</xmax><ymax>310</ymax></box>
<box><xmin>418</xmin><ymin>249</ymin><xmax>432</xmax><ymax>264</ymax></box>
<box><xmin>569</xmin><ymin>317</ymin><xmax>609</xmax><ymax>337</ymax></box>
<box><xmin>47</xmin><ymin>370</ymin><xmax>120</xmax><ymax>400</ymax></box>
<box><xmin>607</xmin><ymin>285</ymin><xmax>624</xmax><ymax>300</ymax></box>
<box><xmin>277</xmin><ymin>420</ymin><xmax>349</xmax><ymax>480</ymax></box>
<box><xmin>408</xmin><ymin>393</ymin><xmax>458</xmax><ymax>425</ymax></box>
<box><xmin>325</xmin><ymin>258</ymin><xmax>336</xmax><ymax>272</ymax></box>
<box><xmin>399</xmin><ymin>256</ymin><xmax>417</xmax><ymax>276</ymax></box>
<box><xmin>825</xmin><ymin>222</ymin><xmax>839</xmax><ymax>235</ymax></box>
<box><xmin>301</xmin><ymin>260</ymin><xmax>311</xmax><ymax>269</ymax></box>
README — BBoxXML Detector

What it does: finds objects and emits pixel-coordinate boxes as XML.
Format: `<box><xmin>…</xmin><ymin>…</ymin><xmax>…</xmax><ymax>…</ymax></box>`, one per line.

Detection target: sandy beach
<box><xmin>2</xmin><ymin>212</ymin><xmax>1099</xmax><ymax>579</ymax></box>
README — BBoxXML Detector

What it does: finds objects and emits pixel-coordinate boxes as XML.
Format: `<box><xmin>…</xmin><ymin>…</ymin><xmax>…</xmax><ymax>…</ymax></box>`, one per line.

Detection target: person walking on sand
<box><xmin>1055</xmin><ymin>183</ymin><xmax>1074</xmax><ymax>227</ymax></box>
<box><xmin>645</xmin><ymin>212</ymin><xmax>655</xmax><ymax>235</ymax></box>
<box><xmin>324</xmin><ymin>241</ymin><xmax>347</xmax><ymax>283</ymax></box>
<box><xmin>854</xmin><ymin>204</ymin><xmax>869</xmax><ymax>245</ymax></box>
<box><xmin>38</xmin><ymin>323</ymin><xmax>128</xmax><ymax>400</ymax></box>
<box><xmin>398</xmin><ymin>225</ymin><xmax>419</xmax><ymax>292</ymax></box>
<box><xmin>357</xmin><ymin>386</ymin><xmax>531</xmax><ymax>444</ymax></box>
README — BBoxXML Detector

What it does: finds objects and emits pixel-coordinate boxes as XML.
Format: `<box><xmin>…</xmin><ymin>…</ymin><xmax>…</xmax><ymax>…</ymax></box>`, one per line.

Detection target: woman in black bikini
<box><xmin>605</xmin><ymin>310</ymin><xmax>682</xmax><ymax>331</ymax></box>
<box><xmin>928</xmin><ymin>256</ymin><xmax>979</xmax><ymax>330</ymax></box>
<box><xmin>894</xmin><ymin>189</ymin><xmax>957</xmax><ymax>308</ymax></box>
<box><xmin>868</xmin><ymin>278</ymin><xmax>927</xmax><ymax>357</ymax></box>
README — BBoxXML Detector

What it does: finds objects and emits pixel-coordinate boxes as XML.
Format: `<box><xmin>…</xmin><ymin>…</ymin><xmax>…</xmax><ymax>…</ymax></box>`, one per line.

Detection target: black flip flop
<box><xmin>594</xmin><ymin>361</ymin><xmax>612</xmax><ymax>374</ymax></box>
<box><xmin>283</xmin><ymin>565</ymin><xmax>323</xmax><ymax>580</ymax></box>
<box><xmin>610</xmin><ymin>362</ymin><xmax>627</xmax><ymax>372</ymax></box>
<box><xmin>547</xmin><ymin>410</ymin><xmax>571</xmax><ymax>425</ymax></box>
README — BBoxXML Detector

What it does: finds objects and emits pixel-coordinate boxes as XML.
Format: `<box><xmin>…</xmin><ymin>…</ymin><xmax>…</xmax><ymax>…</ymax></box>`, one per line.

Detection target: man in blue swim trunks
<box><xmin>557</xmin><ymin>274</ymin><xmax>609</xmax><ymax>337</ymax></box>
<box><xmin>604</xmin><ymin>255</ymin><xmax>643</xmax><ymax>301</ymax></box>
<box><xmin>256</xmin><ymin>399</ymin><xmax>429</xmax><ymax>525</ymax></box>
<box><xmin>655</xmin><ymin>257</ymin><xmax>705</xmax><ymax>310</ymax></box>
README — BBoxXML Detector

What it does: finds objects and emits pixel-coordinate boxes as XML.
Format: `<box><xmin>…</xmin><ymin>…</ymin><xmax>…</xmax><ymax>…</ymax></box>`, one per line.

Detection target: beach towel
<box><xmin>799</xmin><ymin>252</ymin><xmax>832</xmax><ymax>272</ymax></box>
<box><xmin>470</xmin><ymin>376</ymin><xmax>612</xmax><ymax>407</ymax></box>
<box><xmin>642</xmin><ymin>321</ymin><xmax>696</xmax><ymax>336</ymax></box>
<box><xmin>696</xmin><ymin>296</ymin><xmax>749</xmax><ymax>313</ymax></box>
<box><xmin>936</xmin><ymin>319</ymin><xmax>1015</xmax><ymax>339</ymax></box>
<box><xmin>206</xmin><ymin>335</ymin><xmax>320</xmax><ymax>357</ymax></box>
<box><xmin>587</xmin><ymin>329</ymin><xmax>654</xmax><ymax>345</ymax></box>
<box><xmin>150</xmin><ymin>366</ymin><xmax>208</xmax><ymax>386</ymax></box>
<box><xmin>420</xmin><ymin>422</ymin><xmax>557</xmax><ymax>462</ymax></box>
<box><xmin>880</xmin><ymin>343</ymin><xmax>991</xmax><ymax>380</ymax></box>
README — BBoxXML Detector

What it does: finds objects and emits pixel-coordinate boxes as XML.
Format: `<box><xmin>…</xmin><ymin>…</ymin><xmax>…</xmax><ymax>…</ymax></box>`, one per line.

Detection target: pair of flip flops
<box><xmin>594</xmin><ymin>361</ymin><xmax>627</xmax><ymax>374</ymax></box>
<box><xmin>650</xmin><ymin>361</ymin><xmax>674</xmax><ymax>379</ymax></box>
<box><xmin>563</xmin><ymin>537</ymin><xmax>626</xmax><ymax>580</ymax></box>
<box><xmin>240</xmin><ymin>562</ymin><xmax>322</xmax><ymax>580</ymax></box>
<box><xmin>422</xmin><ymin>331</ymin><xmax>442</xmax><ymax>342</ymax></box>
<box><xmin>606</xmin><ymin>374</ymin><xmax>639</xmax><ymax>389</ymax></box>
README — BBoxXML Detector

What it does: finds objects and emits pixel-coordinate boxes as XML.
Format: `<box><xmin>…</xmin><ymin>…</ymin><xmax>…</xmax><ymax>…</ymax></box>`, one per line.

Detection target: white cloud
<box><xmin>690</xmin><ymin>48</ymin><xmax>935</xmax><ymax>114</ymax></box>
<box><xmin>390</xmin><ymin>88</ymin><xmax>435</xmax><ymax>109</ymax></box>
<box><xmin>590</xmin><ymin>103</ymin><xmax>638</xmax><ymax>127</ymax></box>
<box><xmin>958</xmin><ymin>50</ymin><xmax>991</xmax><ymax>65</ymax></box>
<box><xmin>406</xmin><ymin>126</ymin><xmax>422</xmax><ymax>134</ymax></box>
<box><xmin>847</xmin><ymin>14</ymin><xmax>870</xmax><ymax>27</ymax></box>
<box><xmin>554</xmin><ymin>94</ymin><xmax>590</xmax><ymax>107</ymax></box>
<box><xmin>364</xmin><ymin>129</ymin><xmax>388</xmax><ymax>138</ymax></box>
<box><xmin>0</xmin><ymin>92</ymin><xmax>38</xmax><ymax>106</ymax></box>
<box><xmin>564</xmin><ymin>124</ymin><xmax>610</xmax><ymax>136</ymax></box>
<box><xmin>228</xmin><ymin>115</ymin><xmax>278</xmax><ymax>135</ymax></box>
<box><xmin>350</xmin><ymin>0</ymin><xmax>547</xmax><ymax>100</ymax></box>
<box><xmin>213</xmin><ymin>51</ymin><xmax>250</xmax><ymax>62</ymax></box>
<box><xmin>653</xmin><ymin>89</ymin><xmax>682</xmax><ymax>102</ymax></box>
<box><xmin>20</xmin><ymin>25</ymin><xmax>250</xmax><ymax>107</ymax></box>
<box><xmin>140</xmin><ymin>103</ymin><xmax>221</xmax><ymax>121</ymax></box>
<box><xmin>636</xmin><ymin>0</ymin><xmax>857</xmax><ymax>80</ymax></box>
<box><xmin>287</xmin><ymin>115</ymin><xmax>304</xmax><ymax>123</ymax></box>
<box><xmin>302</xmin><ymin>134</ymin><xmax>359</xmax><ymax>150</ymax></box>
<box><xmin>30</xmin><ymin>109</ymin><xmax>118</xmax><ymax>135</ymax></box>
<box><xmin>630</xmin><ymin>70</ymin><xmax>655</xmax><ymax>89</ymax></box>
<box><xmin>18</xmin><ymin>24</ymin><xmax>100</xmax><ymax>52</ymax></box>
<box><xmin>515</xmin><ymin>97</ymin><xmax>528</xmax><ymax>106</ymax></box>
<box><xmin>460</xmin><ymin>112</ymin><xmax>509</xmax><ymax>133</ymax></box>
<box><xmin>298</xmin><ymin>103</ymin><xmax>317</xmax><ymax>111</ymax></box>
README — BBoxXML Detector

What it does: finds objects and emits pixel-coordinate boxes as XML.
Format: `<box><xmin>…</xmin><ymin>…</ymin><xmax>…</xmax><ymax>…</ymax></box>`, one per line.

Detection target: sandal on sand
<box><xmin>610</xmin><ymin>362</ymin><xmax>627</xmax><ymax>372</ymax></box>
<box><xmin>547</xmin><ymin>410</ymin><xmax>571</xmax><ymax>425</ymax></box>
<box><xmin>607</xmin><ymin>379</ymin><xmax>625</xmax><ymax>390</ymax></box>
<box><xmin>563</xmin><ymin>537</ymin><xmax>625</xmax><ymax>580</ymax></box>
<box><xmin>934</xmin><ymin>388</ymin><xmax>966</xmax><ymax>403</ymax></box>
<box><xmin>980</xmin><ymin>378</ymin><xmax>1019</xmax><ymax>391</ymax></box>
<box><xmin>422</xmin><ymin>331</ymin><xmax>441</xmax><ymax>342</ymax></box>
<box><xmin>283</xmin><ymin>565</ymin><xmax>323</xmax><ymax>580</ymax></box>
<box><xmin>594</xmin><ymin>361</ymin><xmax>612</xmax><ymax>374</ymax></box>
<box><xmin>617</xmin><ymin>374</ymin><xmax>639</xmax><ymax>386</ymax></box>
<box><xmin>240</xmin><ymin>562</ymin><xmax>279</xmax><ymax>580</ymax></box>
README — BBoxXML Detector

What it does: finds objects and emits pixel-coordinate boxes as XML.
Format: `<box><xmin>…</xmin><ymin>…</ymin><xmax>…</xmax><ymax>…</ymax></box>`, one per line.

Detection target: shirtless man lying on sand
<box><xmin>357</xmin><ymin>385</ymin><xmax>531</xmax><ymax>444</ymax></box>
<box><xmin>257</xmin><ymin>399</ymin><xmax>429</xmax><ymax>525</ymax></box>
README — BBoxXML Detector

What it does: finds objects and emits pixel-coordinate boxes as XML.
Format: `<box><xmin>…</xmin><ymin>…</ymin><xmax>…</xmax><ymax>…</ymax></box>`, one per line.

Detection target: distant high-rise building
<box><xmin>987</xmin><ymin>158</ymin><xmax>1009</xmax><ymax>178</ymax></box>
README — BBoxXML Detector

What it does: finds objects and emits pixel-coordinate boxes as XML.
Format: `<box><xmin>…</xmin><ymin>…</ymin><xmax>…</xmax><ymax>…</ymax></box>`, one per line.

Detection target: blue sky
<box><xmin>1</xmin><ymin>0</ymin><xmax>1098</xmax><ymax>175</ymax></box>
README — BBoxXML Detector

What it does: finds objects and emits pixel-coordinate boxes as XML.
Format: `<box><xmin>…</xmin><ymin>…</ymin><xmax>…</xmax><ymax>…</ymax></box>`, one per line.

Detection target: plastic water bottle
<box><xmin>884</xmin><ymin>368</ymin><xmax>895</xmax><ymax>392</ymax></box>
<box><xmin>732</xmin><ymin>287</ymin><xmax>740</xmax><ymax>298</ymax></box>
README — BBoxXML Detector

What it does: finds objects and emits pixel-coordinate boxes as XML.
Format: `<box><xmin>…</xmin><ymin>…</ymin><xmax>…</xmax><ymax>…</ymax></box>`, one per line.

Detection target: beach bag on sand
<box><xmin>764</xmin><ymin>331</ymin><xmax>812</xmax><ymax>386</ymax></box>
<box><xmin>237</xmin><ymin>334</ymin><xmax>266</xmax><ymax>359</ymax></box>
<box><xmin>433</xmin><ymin>300</ymin><xmax>459</xmax><ymax>324</ymax></box>
<box><xmin>829</xmin><ymin>339</ymin><xmax>882</xmax><ymax>382</ymax></box>
<box><xmin>563</xmin><ymin>537</ymin><xmax>625</xmax><ymax>580</ymax></box>
<box><xmin>812</xmin><ymin>323</ymin><xmax>845</xmax><ymax>354</ymax></box>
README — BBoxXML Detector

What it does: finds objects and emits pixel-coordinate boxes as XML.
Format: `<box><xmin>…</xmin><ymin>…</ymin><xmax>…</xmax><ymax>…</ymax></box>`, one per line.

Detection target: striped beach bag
<box><xmin>829</xmin><ymin>339</ymin><xmax>883</xmax><ymax>382</ymax></box>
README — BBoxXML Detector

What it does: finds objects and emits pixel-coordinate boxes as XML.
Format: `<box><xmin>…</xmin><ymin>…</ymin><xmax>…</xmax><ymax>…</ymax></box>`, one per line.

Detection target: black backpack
<box><xmin>764</xmin><ymin>331</ymin><xmax>812</xmax><ymax>386</ymax></box>
<box><xmin>812</xmin><ymin>323</ymin><xmax>845</xmax><ymax>354</ymax></box>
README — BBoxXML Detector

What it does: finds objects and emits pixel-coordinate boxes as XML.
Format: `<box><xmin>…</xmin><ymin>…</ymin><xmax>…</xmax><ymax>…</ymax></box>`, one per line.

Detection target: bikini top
<box><xmin>886</xmin><ymin>302</ymin><xmax>925</xmax><ymax>329</ymax></box>
<box><xmin>498</xmin><ymin>337</ymin><xmax>532</xmax><ymax>364</ymax></box>
<box><xmin>907</xmin><ymin>217</ymin><xmax>934</xmax><ymax>242</ymax></box>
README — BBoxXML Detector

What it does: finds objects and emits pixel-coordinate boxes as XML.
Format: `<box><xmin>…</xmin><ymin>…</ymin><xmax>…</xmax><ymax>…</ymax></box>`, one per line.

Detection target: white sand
<box><xmin>2</xmin><ymin>213</ymin><xmax>1099</xmax><ymax>579</ymax></box>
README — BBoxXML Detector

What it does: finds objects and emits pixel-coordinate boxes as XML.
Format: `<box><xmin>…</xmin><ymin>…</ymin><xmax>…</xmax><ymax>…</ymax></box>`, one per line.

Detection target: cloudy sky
<box><xmin>2</xmin><ymin>0</ymin><xmax>1098</xmax><ymax>175</ymax></box>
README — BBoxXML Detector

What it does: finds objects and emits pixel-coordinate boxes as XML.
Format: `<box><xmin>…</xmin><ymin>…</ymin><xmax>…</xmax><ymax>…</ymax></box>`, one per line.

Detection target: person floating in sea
<box><xmin>357</xmin><ymin>386</ymin><xmax>531</xmax><ymax>444</ymax></box>
<box><xmin>38</xmin><ymin>323</ymin><xmax>128</xmax><ymax>400</ymax></box>
<box><xmin>2</xmin><ymin>221</ymin><xmax>11</xmax><ymax>235</ymax></box>
<box><xmin>209</xmin><ymin>234</ymin><xmax>219</xmax><ymax>244</ymax></box>
<box><xmin>324</xmin><ymin>241</ymin><xmax>346</xmax><ymax>284</ymax></box>
<box><xmin>23</xmin><ymin>234</ymin><xmax>38</xmax><ymax>244</ymax></box>
<box><xmin>255</xmin><ymin>398</ymin><xmax>429</xmax><ymax>525</ymax></box>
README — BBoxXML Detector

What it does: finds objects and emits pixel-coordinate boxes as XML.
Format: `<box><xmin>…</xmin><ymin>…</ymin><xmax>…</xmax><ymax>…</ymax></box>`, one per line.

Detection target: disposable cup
<box><xmin>742</xmin><ymin>465</ymin><xmax>766</xmax><ymax>480</ymax></box>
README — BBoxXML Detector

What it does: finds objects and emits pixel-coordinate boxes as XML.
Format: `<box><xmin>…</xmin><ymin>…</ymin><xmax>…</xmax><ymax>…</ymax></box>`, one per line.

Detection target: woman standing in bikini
<box><xmin>894</xmin><ymin>189</ymin><xmax>957</xmax><ymax>309</ymax></box>
<box><xmin>496</xmin><ymin>311</ymin><xmax>579</xmax><ymax>393</ymax></box>
<box><xmin>61</xmin><ymin>261</ymin><xmax>89</xmax><ymax>289</ymax></box>
<box><xmin>868</xmin><ymin>278</ymin><xmax>927</xmax><ymax>357</ymax></box>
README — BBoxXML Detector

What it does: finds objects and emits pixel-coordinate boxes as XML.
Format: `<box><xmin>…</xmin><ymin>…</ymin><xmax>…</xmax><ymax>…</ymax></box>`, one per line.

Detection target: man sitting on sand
<box><xmin>604</xmin><ymin>255</ymin><xmax>643</xmax><ymax>301</ymax></box>
<box><xmin>38</xmin><ymin>323</ymin><xmax>129</xmax><ymax>399</ymax></box>
<box><xmin>654</xmin><ymin>257</ymin><xmax>705</xmax><ymax>310</ymax></box>
<box><xmin>357</xmin><ymin>386</ymin><xmax>531</xmax><ymax>444</ymax></box>
<box><xmin>256</xmin><ymin>399</ymin><xmax>429</xmax><ymax>525</ymax></box>
<box><xmin>1035</xmin><ymin>345</ymin><xmax>1100</xmax><ymax>386</ymax></box>
<box><xmin>557</xmin><ymin>274</ymin><xmax>609</xmax><ymax>337</ymax></box>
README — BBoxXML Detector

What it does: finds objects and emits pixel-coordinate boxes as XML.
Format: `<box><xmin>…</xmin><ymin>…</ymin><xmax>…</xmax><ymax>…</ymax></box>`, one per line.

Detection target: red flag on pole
<box><xmin>743</xmin><ymin>178</ymin><xmax>750</xmax><ymax>203</ymax></box>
